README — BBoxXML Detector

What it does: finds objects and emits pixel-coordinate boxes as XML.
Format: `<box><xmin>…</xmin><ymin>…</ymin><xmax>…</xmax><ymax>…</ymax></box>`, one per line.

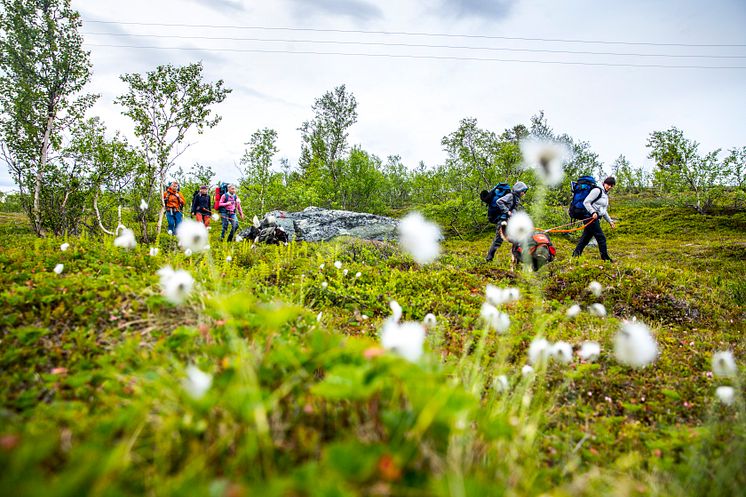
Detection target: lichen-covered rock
<box><xmin>238</xmin><ymin>206</ymin><xmax>398</xmax><ymax>242</ymax></box>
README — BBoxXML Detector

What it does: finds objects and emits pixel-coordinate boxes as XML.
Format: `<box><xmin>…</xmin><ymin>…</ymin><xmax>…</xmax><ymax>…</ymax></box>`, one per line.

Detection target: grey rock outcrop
<box><xmin>238</xmin><ymin>206</ymin><xmax>399</xmax><ymax>242</ymax></box>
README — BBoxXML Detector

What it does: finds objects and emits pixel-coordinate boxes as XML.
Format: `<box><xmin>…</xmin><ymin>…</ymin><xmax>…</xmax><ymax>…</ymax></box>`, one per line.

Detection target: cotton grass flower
<box><xmin>334</xmin><ymin>260</ymin><xmax>342</xmax><ymax>269</ymax></box>
<box><xmin>149</xmin><ymin>247</ymin><xmax>159</xmax><ymax>257</ymax></box>
<box><xmin>355</xmin><ymin>271</ymin><xmax>362</xmax><ymax>278</ymax></box>
<box><xmin>184</xmin><ymin>249</ymin><xmax>192</xmax><ymax>257</ymax></box>
<box><xmin>493</xmin><ymin>375</ymin><xmax>509</xmax><ymax>392</ymax></box>
<box><xmin>480</xmin><ymin>303</ymin><xmax>510</xmax><ymax>332</ymax></box>
<box><xmin>157</xmin><ymin>265</ymin><xmax>194</xmax><ymax>305</ymax></box>
<box><xmin>176</xmin><ymin>219</ymin><xmax>209</xmax><ymax>253</ymax></box>
<box><xmin>715</xmin><ymin>386</ymin><xmax>735</xmax><ymax>406</ymax></box>
<box><xmin>566</xmin><ymin>304</ymin><xmax>581</xmax><ymax>318</ymax></box>
<box><xmin>226</xmin><ymin>256</ymin><xmax>232</xmax><ymax>262</ymax></box>
<box><xmin>139</xmin><ymin>199</ymin><xmax>148</xmax><ymax>211</ymax></box>
<box><xmin>398</xmin><ymin>211</ymin><xmax>441</xmax><ymax>265</ymax></box>
<box><xmin>522</xmin><ymin>365</ymin><xmax>534</xmax><ymax>376</ymax></box>
<box><xmin>343</xmin><ymin>269</ymin><xmax>349</xmax><ymax>276</ymax></box>
<box><xmin>319</xmin><ymin>263</ymin><xmax>325</xmax><ymax>270</ymax></box>
<box><xmin>423</xmin><ymin>313</ymin><xmax>437</xmax><ymax>328</ymax></box>
<box><xmin>54</xmin><ymin>263</ymin><xmax>64</xmax><ymax>274</ymax></box>
<box><xmin>614</xmin><ymin>321</ymin><xmax>658</xmax><ymax>368</ymax></box>
<box><xmin>519</xmin><ymin>137</ymin><xmax>571</xmax><ymax>187</ymax></box>
<box><xmin>528</xmin><ymin>338</ymin><xmax>551</xmax><ymax>365</ymax></box>
<box><xmin>505</xmin><ymin>212</ymin><xmax>534</xmax><ymax>242</ymax></box>
<box><xmin>551</xmin><ymin>341</ymin><xmax>573</xmax><ymax>364</ymax></box>
<box><xmin>578</xmin><ymin>341</ymin><xmax>601</xmax><ymax>362</ymax></box>
<box><xmin>381</xmin><ymin>320</ymin><xmax>426</xmax><ymax>362</ymax></box>
<box><xmin>588</xmin><ymin>303</ymin><xmax>607</xmax><ymax>317</ymax></box>
<box><xmin>114</xmin><ymin>228</ymin><xmax>137</xmax><ymax>249</ymax></box>
<box><xmin>588</xmin><ymin>281</ymin><xmax>603</xmax><ymax>298</ymax></box>
<box><xmin>321</xmin><ymin>281</ymin><xmax>328</xmax><ymax>289</ymax></box>
<box><xmin>389</xmin><ymin>300</ymin><xmax>403</xmax><ymax>323</ymax></box>
<box><xmin>212</xmin><ymin>213</ymin><xmax>220</xmax><ymax>222</ymax></box>
<box><xmin>183</xmin><ymin>365</ymin><xmax>212</xmax><ymax>399</ymax></box>
<box><xmin>60</xmin><ymin>243</ymin><xmax>69</xmax><ymax>252</ymax></box>
<box><xmin>485</xmin><ymin>285</ymin><xmax>520</xmax><ymax>306</ymax></box>
<box><xmin>712</xmin><ymin>351</ymin><xmax>737</xmax><ymax>378</ymax></box>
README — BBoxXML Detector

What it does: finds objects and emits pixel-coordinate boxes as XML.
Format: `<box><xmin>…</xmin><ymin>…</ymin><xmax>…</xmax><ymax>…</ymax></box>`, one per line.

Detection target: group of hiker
<box><xmin>481</xmin><ymin>175</ymin><xmax>617</xmax><ymax>267</ymax></box>
<box><xmin>162</xmin><ymin>180</ymin><xmax>244</xmax><ymax>242</ymax></box>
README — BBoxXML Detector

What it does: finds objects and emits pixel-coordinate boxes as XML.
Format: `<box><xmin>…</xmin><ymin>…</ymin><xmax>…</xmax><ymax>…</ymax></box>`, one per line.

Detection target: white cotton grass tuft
<box><xmin>423</xmin><ymin>313</ymin><xmax>437</xmax><ymax>328</ymax></box>
<box><xmin>316</xmin><ymin>311</ymin><xmax>323</xmax><ymax>322</ymax></box>
<box><xmin>480</xmin><ymin>303</ymin><xmax>510</xmax><ymax>332</ymax></box>
<box><xmin>53</xmin><ymin>263</ymin><xmax>64</xmax><ymax>274</ymax></box>
<box><xmin>176</xmin><ymin>219</ymin><xmax>209</xmax><ymax>253</ymax></box>
<box><xmin>522</xmin><ymin>365</ymin><xmax>534</xmax><ymax>376</ymax></box>
<box><xmin>355</xmin><ymin>271</ymin><xmax>362</xmax><ymax>278</ymax></box>
<box><xmin>334</xmin><ymin>260</ymin><xmax>342</xmax><ymax>269</ymax></box>
<box><xmin>528</xmin><ymin>338</ymin><xmax>551</xmax><ymax>365</ymax></box>
<box><xmin>550</xmin><ymin>341</ymin><xmax>573</xmax><ymax>364</ymax></box>
<box><xmin>578</xmin><ymin>341</ymin><xmax>601</xmax><ymax>362</ymax></box>
<box><xmin>212</xmin><ymin>213</ymin><xmax>220</xmax><ymax>222</ymax></box>
<box><xmin>588</xmin><ymin>303</ymin><xmax>607</xmax><ymax>317</ymax></box>
<box><xmin>389</xmin><ymin>300</ymin><xmax>403</xmax><ymax>323</ymax></box>
<box><xmin>343</xmin><ymin>269</ymin><xmax>349</xmax><ymax>276</ymax></box>
<box><xmin>485</xmin><ymin>285</ymin><xmax>520</xmax><ymax>306</ymax></box>
<box><xmin>505</xmin><ymin>211</ymin><xmax>534</xmax><ymax>242</ymax></box>
<box><xmin>381</xmin><ymin>320</ymin><xmax>426</xmax><ymax>362</ymax></box>
<box><xmin>711</xmin><ymin>351</ymin><xmax>738</xmax><ymax>378</ymax></box>
<box><xmin>226</xmin><ymin>256</ymin><xmax>232</xmax><ymax>262</ymax></box>
<box><xmin>149</xmin><ymin>247</ymin><xmax>159</xmax><ymax>257</ymax></box>
<box><xmin>184</xmin><ymin>249</ymin><xmax>193</xmax><ymax>257</ymax></box>
<box><xmin>566</xmin><ymin>304</ymin><xmax>582</xmax><ymax>318</ymax></box>
<box><xmin>183</xmin><ymin>365</ymin><xmax>212</xmax><ymax>399</ymax></box>
<box><xmin>614</xmin><ymin>321</ymin><xmax>658</xmax><ymax>368</ymax></box>
<box><xmin>319</xmin><ymin>263</ymin><xmax>325</xmax><ymax>270</ymax></box>
<box><xmin>398</xmin><ymin>211</ymin><xmax>441</xmax><ymax>265</ymax></box>
<box><xmin>493</xmin><ymin>375</ymin><xmax>509</xmax><ymax>392</ymax></box>
<box><xmin>588</xmin><ymin>281</ymin><xmax>603</xmax><ymax>298</ymax></box>
<box><xmin>321</xmin><ymin>281</ymin><xmax>328</xmax><ymax>289</ymax></box>
<box><xmin>519</xmin><ymin>137</ymin><xmax>571</xmax><ymax>187</ymax></box>
<box><xmin>60</xmin><ymin>243</ymin><xmax>70</xmax><ymax>252</ymax></box>
<box><xmin>157</xmin><ymin>265</ymin><xmax>194</xmax><ymax>305</ymax></box>
<box><xmin>715</xmin><ymin>386</ymin><xmax>735</xmax><ymax>406</ymax></box>
<box><xmin>114</xmin><ymin>228</ymin><xmax>137</xmax><ymax>249</ymax></box>
<box><xmin>139</xmin><ymin>199</ymin><xmax>148</xmax><ymax>211</ymax></box>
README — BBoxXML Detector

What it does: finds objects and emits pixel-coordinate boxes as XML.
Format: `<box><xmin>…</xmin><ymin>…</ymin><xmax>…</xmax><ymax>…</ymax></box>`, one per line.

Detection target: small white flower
<box><xmin>355</xmin><ymin>271</ymin><xmax>362</xmax><ymax>278</ymax></box>
<box><xmin>343</xmin><ymin>269</ymin><xmax>349</xmax><ymax>276</ymax></box>
<box><xmin>715</xmin><ymin>386</ymin><xmax>735</xmax><ymax>406</ymax></box>
<box><xmin>578</xmin><ymin>341</ymin><xmax>601</xmax><ymax>362</ymax></box>
<box><xmin>528</xmin><ymin>338</ymin><xmax>551</xmax><ymax>365</ymax></box>
<box><xmin>226</xmin><ymin>256</ymin><xmax>232</xmax><ymax>262</ymax></box>
<box><xmin>522</xmin><ymin>365</ymin><xmax>534</xmax><ymax>376</ymax></box>
<box><xmin>321</xmin><ymin>281</ymin><xmax>328</xmax><ymax>289</ymax></box>
<box><xmin>60</xmin><ymin>243</ymin><xmax>70</xmax><ymax>252</ymax></box>
<box><xmin>168</xmin><ymin>230</ymin><xmax>173</xmax><ymax>235</ymax></box>
<box><xmin>176</xmin><ymin>219</ymin><xmax>209</xmax><ymax>253</ymax></box>
<box><xmin>139</xmin><ymin>199</ymin><xmax>148</xmax><ymax>211</ymax></box>
<box><xmin>53</xmin><ymin>263</ymin><xmax>64</xmax><ymax>274</ymax></box>
<box><xmin>614</xmin><ymin>321</ymin><xmax>658</xmax><ymax>368</ymax></box>
<box><xmin>390</xmin><ymin>300</ymin><xmax>403</xmax><ymax>323</ymax></box>
<box><xmin>505</xmin><ymin>212</ymin><xmax>534</xmax><ymax>242</ymax></box>
<box><xmin>566</xmin><ymin>304</ymin><xmax>581</xmax><ymax>318</ymax></box>
<box><xmin>485</xmin><ymin>285</ymin><xmax>520</xmax><ymax>306</ymax></box>
<box><xmin>712</xmin><ymin>351</ymin><xmax>737</xmax><ymax>378</ymax></box>
<box><xmin>551</xmin><ymin>341</ymin><xmax>573</xmax><ymax>364</ymax></box>
<box><xmin>381</xmin><ymin>320</ymin><xmax>426</xmax><ymax>362</ymax></box>
<box><xmin>362</xmin><ymin>314</ymin><xmax>369</xmax><ymax>320</ymax></box>
<box><xmin>204</xmin><ymin>245</ymin><xmax>210</xmax><ymax>251</ymax></box>
<box><xmin>480</xmin><ymin>303</ymin><xmax>510</xmax><ymax>332</ymax></box>
<box><xmin>316</xmin><ymin>311</ymin><xmax>323</xmax><ymax>322</ymax></box>
<box><xmin>334</xmin><ymin>260</ymin><xmax>342</xmax><ymax>269</ymax></box>
<box><xmin>184</xmin><ymin>249</ymin><xmax>193</xmax><ymax>257</ymax></box>
<box><xmin>114</xmin><ymin>228</ymin><xmax>137</xmax><ymax>249</ymax></box>
<box><xmin>588</xmin><ymin>303</ymin><xmax>607</xmax><ymax>317</ymax></box>
<box><xmin>319</xmin><ymin>263</ymin><xmax>325</xmax><ymax>270</ymax></box>
<box><xmin>520</xmin><ymin>137</ymin><xmax>571</xmax><ymax>187</ymax></box>
<box><xmin>493</xmin><ymin>375</ymin><xmax>509</xmax><ymax>392</ymax></box>
<box><xmin>149</xmin><ymin>247</ymin><xmax>159</xmax><ymax>257</ymax></box>
<box><xmin>212</xmin><ymin>213</ymin><xmax>220</xmax><ymax>222</ymax></box>
<box><xmin>158</xmin><ymin>266</ymin><xmax>194</xmax><ymax>305</ymax></box>
<box><xmin>183</xmin><ymin>365</ymin><xmax>212</xmax><ymax>399</ymax></box>
<box><xmin>423</xmin><ymin>313</ymin><xmax>437</xmax><ymax>328</ymax></box>
<box><xmin>588</xmin><ymin>281</ymin><xmax>603</xmax><ymax>298</ymax></box>
<box><xmin>398</xmin><ymin>211</ymin><xmax>441</xmax><ymax>265</ymax></box>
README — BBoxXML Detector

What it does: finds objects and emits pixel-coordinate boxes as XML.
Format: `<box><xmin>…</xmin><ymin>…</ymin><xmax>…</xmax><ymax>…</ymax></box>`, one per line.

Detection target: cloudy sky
<box><xmin>3</xmin><ymin>0</ymin><xmax>746</xmax><ymax>190</ymax></box>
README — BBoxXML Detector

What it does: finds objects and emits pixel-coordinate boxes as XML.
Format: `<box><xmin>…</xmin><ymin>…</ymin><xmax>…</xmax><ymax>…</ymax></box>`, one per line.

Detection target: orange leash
<box><xmin>537</xmin><ymin>218</ymin><xmax>595</xmax><ymax>234</ymax></box>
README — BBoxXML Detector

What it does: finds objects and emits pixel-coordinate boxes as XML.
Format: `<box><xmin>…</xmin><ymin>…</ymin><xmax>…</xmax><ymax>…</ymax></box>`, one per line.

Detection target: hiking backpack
<box><xmin>568</xmin><ymin>175</ymin><xmax>601</xmax><ymax>220</ymax></box>
<box><xmin>513</xmin><ymin>232</ymin><xmax>557</xmax><ymax>271</ymax></box>
<box><xmin>213</xmin><ymin>182</ymin><xmax>229</xmax><ymax>213</ymax></box>
<box><xmin>480</xmin><ymin>183</ymin><xmax>514</xmax><ymax>223</ymax></box>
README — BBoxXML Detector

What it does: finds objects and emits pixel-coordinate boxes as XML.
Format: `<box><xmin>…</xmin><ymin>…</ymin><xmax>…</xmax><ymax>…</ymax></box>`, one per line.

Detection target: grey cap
<box><xmin>513</xmin><ymin>181</ymin><xmax>529</xmax><ymax>193</ymax></box>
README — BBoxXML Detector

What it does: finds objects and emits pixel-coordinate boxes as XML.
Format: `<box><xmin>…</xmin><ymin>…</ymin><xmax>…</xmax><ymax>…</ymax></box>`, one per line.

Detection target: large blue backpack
<box><xmin>568</xmin><ymin>175</ymin><xmax>601</xmax><ymax>220</ymax></box>
<box><xmin>480</xmin><ymin>183</ymin><xmax>513</xmax><ymax>223</ymax></box>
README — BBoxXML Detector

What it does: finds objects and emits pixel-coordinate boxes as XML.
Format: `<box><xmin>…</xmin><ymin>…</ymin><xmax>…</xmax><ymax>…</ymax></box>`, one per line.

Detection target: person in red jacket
<box><xmin>218</xmin><ymin>184</ymin><xmax>244</xmax><ymax>241</ymax></box>
<box><xmin>163</xmin><ymin>180</ymin><xmax>186</xmax><ymax>234</ymax></box>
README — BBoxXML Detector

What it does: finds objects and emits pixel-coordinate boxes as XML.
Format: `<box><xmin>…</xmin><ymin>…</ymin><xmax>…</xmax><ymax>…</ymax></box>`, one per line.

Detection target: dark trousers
<box><xmin>572</xmin><ymin>219</ymin><xmax>611</xmax><ymax>260</ymax></box>
<box><xmin>221</xmin><ymin>212</ymin><xmax>238</xmax><ymax>241</ymax></box>
<box><xmin>486</xmin><ymin>217</ymin><xmax>507</xmax><ymax>261</ymax></box>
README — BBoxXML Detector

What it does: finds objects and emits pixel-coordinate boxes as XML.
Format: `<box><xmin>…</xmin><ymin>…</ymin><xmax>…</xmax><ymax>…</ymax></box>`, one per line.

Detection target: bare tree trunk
<box><xmin>33</xmin><ymin>112</ymin><xmax>55</xmax><ymax>236</ymax></box>
<box><xmin>156</xmin><ymin>174</ymin><xmax>165</xmax><ymax>235</ymax></box>
<box><xmin>93</xmin><ymin>190</ymin><xmax>115</xmax><ymax>235</ymax></box>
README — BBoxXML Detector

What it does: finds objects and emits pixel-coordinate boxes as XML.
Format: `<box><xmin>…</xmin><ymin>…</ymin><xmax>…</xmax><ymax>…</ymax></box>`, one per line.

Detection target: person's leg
<box><xmin>166</xmin><ymin>211</ymin><xmax>175</xmax><ymax>233</ymax></box>
<box><xmin>592</xmin><ymin>223</ymin><xmax>611</xmax><ymax>261</ymax></box>
<box><xmin>572</xmin><ymin>220</ymin><xmax>597</xmax><ymax>257</ymax></box>
<box><xmin>203</xmin><ymin>213</ymin><xmax>210</xmax><ymax>227</ymax></box>
<box><xmin>485</xmin><ymin>221</ymin><xmax>505</xmax><ymax>261</ymax></box>
<box><xmin>227</xmin><ymin>215</ymin><xmax>238</xmax><ymax>242</ymax></box>
<box><xmin>174</xmin><ymin>211</ymin><xmax>182</xmax><ymax>230</ymax></box>
<box><xmin>220</xmin><ymin>214</ymin><xmax>229</xmax><ymax>240</ymax></box>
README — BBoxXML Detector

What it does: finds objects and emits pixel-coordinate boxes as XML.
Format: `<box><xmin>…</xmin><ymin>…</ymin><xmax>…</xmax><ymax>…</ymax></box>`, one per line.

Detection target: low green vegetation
<box><xmin>1</xmin><ymin>196</ymin><xmax>744</xmax><ymax>497</ymax></box>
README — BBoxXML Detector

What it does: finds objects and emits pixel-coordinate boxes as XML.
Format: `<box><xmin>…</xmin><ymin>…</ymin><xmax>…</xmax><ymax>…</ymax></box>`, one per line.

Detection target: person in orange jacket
<box><xmin>163</xmin><ymin>180</ymin><xmax>186</xmax><ymax>234</ymax></box>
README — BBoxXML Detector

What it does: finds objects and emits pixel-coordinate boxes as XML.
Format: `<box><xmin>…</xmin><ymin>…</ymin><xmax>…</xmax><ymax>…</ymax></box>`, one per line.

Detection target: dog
<box><xmin>499</xmin><ymin>223</ymin><xmax>556</xmax><ymax>272</ymax></box>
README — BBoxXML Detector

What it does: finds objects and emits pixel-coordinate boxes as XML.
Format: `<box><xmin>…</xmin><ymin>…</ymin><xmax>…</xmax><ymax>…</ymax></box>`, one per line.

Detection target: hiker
<box><xmin>191</xmin><ymin>185</ymin><xmax>212</xmax><ymax>227</ymax></box>
<box><xmin>163</xmin><ymin>180</ymin><xmax>186</xmax><ymax>234</ymax></box>
<box><xmin>572</xmin><ymin>176</ymin><xmax>616</xmax><ymax>262</ymax></box>
<box><xmin>485</xmin><ymin>181</ymin><xmax>529</xmax><ymax>262</ymax></box>
<box><xmin>218</xmin><ymin>184</ymin><xmax>244</xmax><ymax>241</ymax></box>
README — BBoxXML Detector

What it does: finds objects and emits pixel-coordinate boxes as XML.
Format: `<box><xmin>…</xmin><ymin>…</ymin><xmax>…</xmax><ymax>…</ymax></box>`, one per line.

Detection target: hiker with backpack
<box><xmin>191</xmin><ymin>185</ymin><xmax>212</xmax><ymax>227</ymax></box>
<box><xmin>570</xmin><ymin>176</ymin><xmax>616</xmax><ymax>262</ymax></box>
<box><xmin>483</xmin><ymin>181</ymin><xmax>529</xmax><ymax>262</ymax></box>
<box><xmin>218</xmin><ymin>184</ymin><xmax>244</xmax><ymax>242</ymax></box>
<box><xmin>163</xmin><ymin>180</ymin><xmax>186</xmax><ymax>234</ymax></box>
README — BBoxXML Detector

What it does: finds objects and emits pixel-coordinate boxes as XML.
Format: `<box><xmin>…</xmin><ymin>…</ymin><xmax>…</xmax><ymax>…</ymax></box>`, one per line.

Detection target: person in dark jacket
<box><xmin>191</xmin><ymin>185</ymin><xmax>212</xmax><ymax>227</ymax></box>
<box><xmin>572</xmin><ymin>176</ymin><xmax>616</xmax><ymax>262</ymax></box>
<box><xmin>485</xmin><ymin>181</ymin><xmax>529</xmax><ymax>262</ymax></box>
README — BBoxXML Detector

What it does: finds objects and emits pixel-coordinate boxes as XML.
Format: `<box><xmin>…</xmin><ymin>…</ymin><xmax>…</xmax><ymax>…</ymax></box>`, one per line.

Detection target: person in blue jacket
<box><xmin>485</xmin><ymin>181</ymin><xmax>529</xmax><ymax>262</ymax></box>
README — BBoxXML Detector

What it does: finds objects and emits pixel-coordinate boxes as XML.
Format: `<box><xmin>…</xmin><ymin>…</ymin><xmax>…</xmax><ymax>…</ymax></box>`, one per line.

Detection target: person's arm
<box><xmin>583</xmin><ymin>188</ymin><xmax>602</xmax><ymax>218</ymax></box>
<box><xmin>190</xmin><ymin>195</ymin><xmax>197</xmax><ymax>215</ymax></box>
<box><xmin>495</xmin><ymin>193</ymin><xmax>514</xmax><ymax>215</ymax></box>
<box><xmin>236</xmin><ymin>200</ymin><xmax>244</xmax><ymax>219</ymax></box>
<box><xmin>178</xmin><ymin>193</ymin><xmax>186</xmax><ymax>208</ymax></box>
<box><xmin>218</xmin><ymin>194</ymin><xmax>230</xmax><ymax>207</ymax></box>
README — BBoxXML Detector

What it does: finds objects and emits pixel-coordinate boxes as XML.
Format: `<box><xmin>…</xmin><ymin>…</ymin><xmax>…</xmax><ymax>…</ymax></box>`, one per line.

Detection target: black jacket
<box><xmin>191</xmin><ymin>192</ymin><xmax>212</xmax><ymax>215</ymax></box>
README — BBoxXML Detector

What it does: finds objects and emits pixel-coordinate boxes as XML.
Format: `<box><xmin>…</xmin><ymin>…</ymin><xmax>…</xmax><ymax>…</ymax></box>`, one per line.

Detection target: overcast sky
<box><xmin>3</xmin><ymin>0</ymin><xmax>746</xmax><ymax>190</ymax></box>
